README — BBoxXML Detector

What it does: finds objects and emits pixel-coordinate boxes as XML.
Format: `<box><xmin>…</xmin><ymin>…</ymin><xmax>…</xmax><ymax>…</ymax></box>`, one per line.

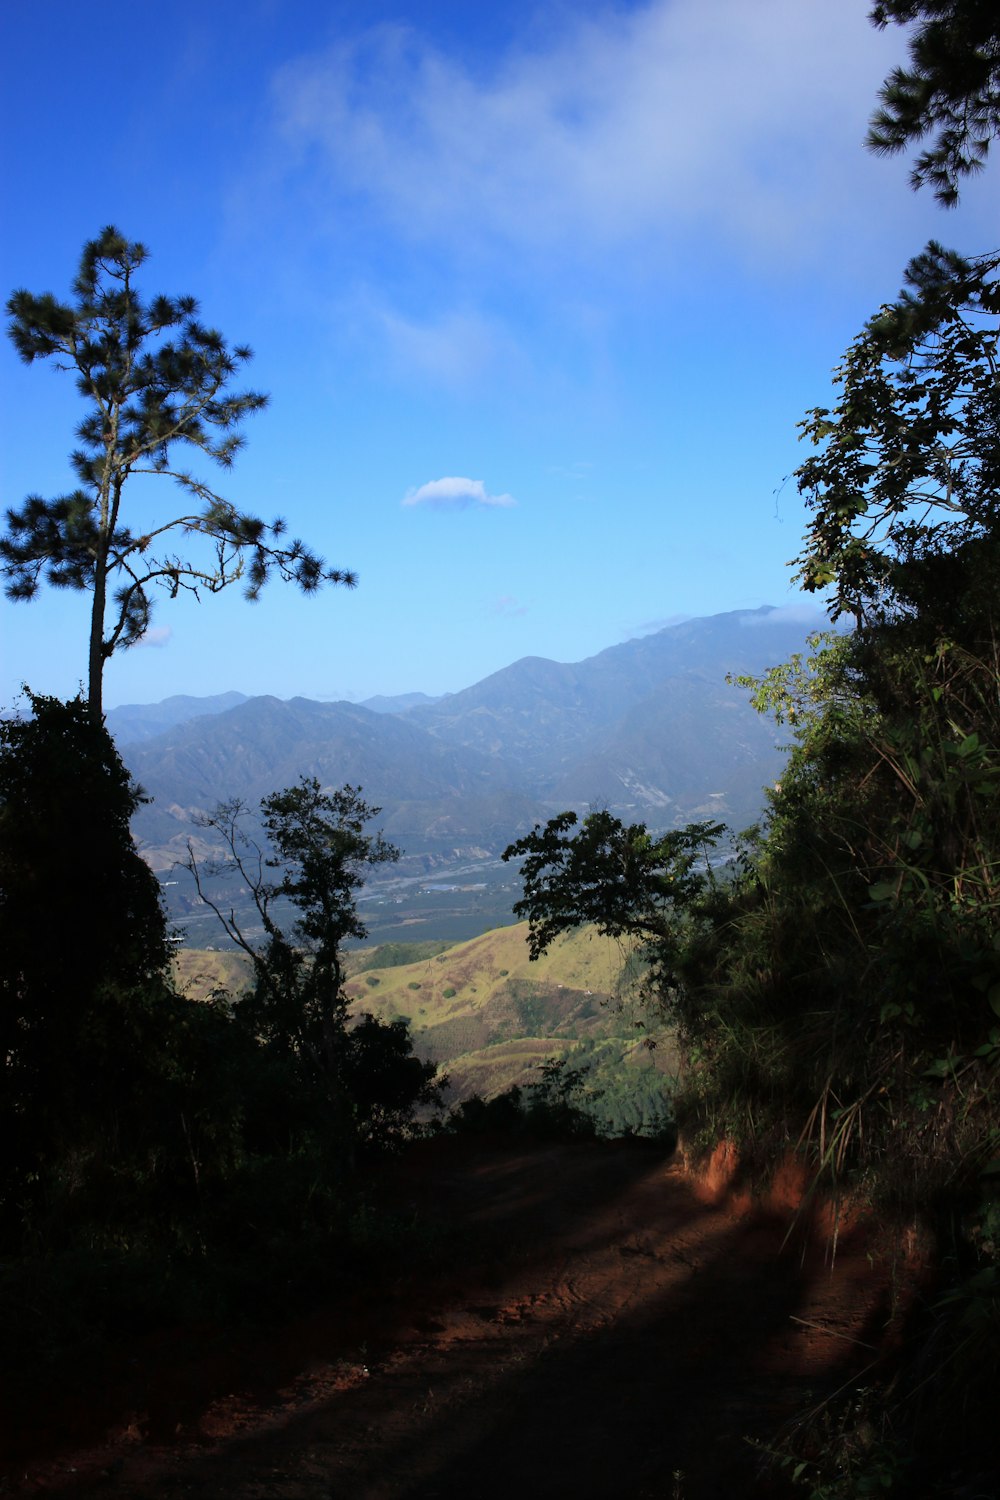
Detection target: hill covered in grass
<box><xmin>342</xmin><ymin>923</ymin><xmax>679</xmax><ymax>1132</ymax></box>
<box><xmin>176</xmin><ymin>924</ymin><xmax>680</xmax><ymax>1136</ymax></box>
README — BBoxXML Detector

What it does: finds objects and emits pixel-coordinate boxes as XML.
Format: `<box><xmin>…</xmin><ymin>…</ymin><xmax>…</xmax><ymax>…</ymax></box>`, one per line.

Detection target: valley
<box><xmin>118</xmin><ymin>606</ymin><xmax>820</xmax><ymax>943</ymax></box>
<box><xmin>175</xmin><ymin>922</ymin><xmax>678</xmax><ymax>1132</ymax></box>
<box><xmin>146</xmin><ymin>610</ymin><xmax>798</xmax><ymax>1140</ymax></box>
<box><xmin>5</xmin><ymin>15</ymin><xmax>997</xmax><ymax>1490</ymax></box>
<box><xmin>166</xmin><ymin>853</ymin><xmax>524</xmax><ymax>950</ymax></box>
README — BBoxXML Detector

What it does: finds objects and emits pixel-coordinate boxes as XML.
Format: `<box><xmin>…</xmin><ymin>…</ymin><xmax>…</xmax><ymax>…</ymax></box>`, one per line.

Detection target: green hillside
<box><xmin>342</xmin><ymin>922</ymin><xmax>680</xmax><ymax>1127</ymax></box>
<box><xmin>177</xmin><ymin>918</ymin><xmax>680</xmax><ymax>1128</ymax></box>
<box><xmin>171</xmin><ymin>946</ymin><xmax>253</xmax><ymax>999</ymax></box>
<box><xmin>174</xmin><ymin>923</ymin><xmax>680</xmax><ymax>1134</ymax></box>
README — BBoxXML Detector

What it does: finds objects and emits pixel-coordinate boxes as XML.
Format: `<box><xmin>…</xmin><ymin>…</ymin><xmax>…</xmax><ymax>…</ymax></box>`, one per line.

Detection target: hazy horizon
<box><xmin>2</xmin><ymin>2</ymin><xmax>992</xmax><ymax>712</ymax></box>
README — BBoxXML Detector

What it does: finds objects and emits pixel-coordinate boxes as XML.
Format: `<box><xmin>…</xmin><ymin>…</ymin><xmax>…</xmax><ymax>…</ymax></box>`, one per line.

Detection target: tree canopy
<box><xmin>2</xmin><ymin>227</ymin><xmax>356</xmax><ymax>719</ymax></box>
<box><xmin>188</xmin><ymin>780</ymin><xmax>398</xmax><ymax>1049</ymax></box>
<box><xmin>502</xmin><ymin>811</ymin><xmax>723</xmax><ymax>962</ymax></box>
<box><xmin>794</xmin><ymin>240</ymin><xmax>1000</xmax><ymax>622</ymax></box>
<box><xmin>868</xmin><ymin>1</ymin><xmax>1000</xmax><ymax>204</ymax></box>
<box><xmin>0</xmin><ymin>693</ymin><xmax>173</xmax><ymax>1227</ymax></box>
<box><xmin>186</xmin><ymin>780</ymin><xmax>438</xmax><ymax>1153</ymax></box>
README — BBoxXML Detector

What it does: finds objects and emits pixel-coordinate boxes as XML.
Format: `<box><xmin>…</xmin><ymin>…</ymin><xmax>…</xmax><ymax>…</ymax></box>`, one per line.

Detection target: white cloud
<box><xmin>739</xmin><ymin>602</ymin><xmax>829</xmax><ymax>628</ymax></box>
<box><xmin>403</xmin><ymin>476</ymin><xmax>516</xmax><ymax>509</ymax></box>
<box><xmin>271</xmin><ymin>1</ymin><xmax>905</xmax><ymax>264</ymax></box>
<box><xmin>378</xmin><ymin>305</ymin><xmax>513</xmax><ymax>387</ymax></box>
<box><xmin>136</xmin><ymin>625</ymin><xmax>173</xmax><ymax>649</ymax></box>
<box><xmin>493</xmin><ymin>594</ymin><xmax>528</xmax><ymax>618</ymax></box>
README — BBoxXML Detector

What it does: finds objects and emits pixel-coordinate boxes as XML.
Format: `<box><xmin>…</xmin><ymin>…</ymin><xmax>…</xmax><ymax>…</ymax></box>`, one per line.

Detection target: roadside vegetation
<box><xmin>502</xmin><ymin>148</ymin><xmax>1000</xmax><ymax>1500</ymax></box>
<box><xmin>0</xmin><ymin>703</ymin><xmax>446</xmax><ymax>1385</ymax></box>
<box><xmin>0</xmin><ymin>693</ymin><xmax>664</xmax><ymax>1399</ymax></box>
<box><xmin>175</xmin><ymin>920</ymin><xmax>677</xmax><ymax>1139</ymax></box>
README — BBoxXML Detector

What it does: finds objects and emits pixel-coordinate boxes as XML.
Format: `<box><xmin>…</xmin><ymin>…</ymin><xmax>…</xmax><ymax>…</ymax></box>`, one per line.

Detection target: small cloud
<box><xmin>739</xmin><ymin>603</ymin><xmax>828</xmax><ymax>628</ymax></box>
<box><xmin>546</xmin><ymin>460</ymin><xmax>593</xmax><ymax>479</ymax></box>
<box><xmin>137</xmin><ymin>625</ymin><xmax>173</xmax><ymax>649</ymax></box>
<box><xmin>493</xmin><ymin>594</ymin><xmax>528</xmax><ymax>618</ymax></box>
<box><xmin>403</xmin><ymin>476</ymin><xmax>516</xmax><ymax>509</ymax></box>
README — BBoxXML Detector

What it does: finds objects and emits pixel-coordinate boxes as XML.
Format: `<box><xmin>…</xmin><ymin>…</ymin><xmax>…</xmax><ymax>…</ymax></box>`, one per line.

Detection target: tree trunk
<box><xmin>88</xmin><ymin>559</ymin><xmax>106</xmax><ymax>723</ymax></box>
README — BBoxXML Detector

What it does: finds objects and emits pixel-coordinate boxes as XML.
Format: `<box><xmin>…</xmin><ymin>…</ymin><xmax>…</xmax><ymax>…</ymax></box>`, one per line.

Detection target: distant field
<box><xmin>161</xmin><ymin>858</ymin><xmax>524</xmax><ymax>951</ymax></box>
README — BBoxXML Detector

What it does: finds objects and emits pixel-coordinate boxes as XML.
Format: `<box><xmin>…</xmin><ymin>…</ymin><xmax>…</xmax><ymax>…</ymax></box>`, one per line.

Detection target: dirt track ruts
<box><xmin>4</xmin><ymin>1138</ymin><xmax>916</xmax><ymax>1499</ymax></box>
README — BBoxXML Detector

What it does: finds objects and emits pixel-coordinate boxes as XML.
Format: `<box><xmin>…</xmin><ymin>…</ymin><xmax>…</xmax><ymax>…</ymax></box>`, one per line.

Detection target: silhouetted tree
<box><xmin>187</xmin><ymin>780</ymin><xmax>439</xmax><ymax>1155</ymax></box>
<box><xmin>868</xmin><ymin>1</ymin><xmax>1000</xmax><ymax>204</ymax></box>
<box><xmin>794</xmin><ymin>241</ymin><xmax>1000</xmax><ymax>622</ymax></box>
<box><xmin>2</xmin><ymin>227</ymin><xmax>356</xmax><ymax>720</ymax></box>
<box><xmin>0</xmin><ymin>693</ymin><xmax>172</xmax><ymax>1228</ymax></box>
<box><xmin>502</xmin><ymin>811</ymin><xmax>723</xmax><ymax>962</ymax></box>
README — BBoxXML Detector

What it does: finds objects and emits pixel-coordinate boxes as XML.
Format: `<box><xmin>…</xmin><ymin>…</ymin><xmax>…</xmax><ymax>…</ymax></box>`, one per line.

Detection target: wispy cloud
<box><xmin>271</xmin><ymin>2</ymin><xmax>902</xmax><ymax>266</ymax></box>
<box><xmin>403</xmin><ymin>476</ymin><xmax>516</xmax><ymax>509</ymax></box>
<box><xmin>739</xmin><ymin>603</ymin><xmax>829</xmax><ymax>628</ymax></box>
<box><xmin>378</xmin><ymin>304</ymin><xmax>516</xmax><ymax>388</ymax></box>
<box><xmin>493</xmin><ymin>594</ymin><xmax>528</xmax><ymax>618</ymax></box>
<box><xmin>628</xmin><ymin>614</ymin><xmax>692</xmax><ymax>637</ymax></box>
<box><xmin>137</xmin><ymin>625</ymin><xmax>173</xmax><ymax>649</ymax></box>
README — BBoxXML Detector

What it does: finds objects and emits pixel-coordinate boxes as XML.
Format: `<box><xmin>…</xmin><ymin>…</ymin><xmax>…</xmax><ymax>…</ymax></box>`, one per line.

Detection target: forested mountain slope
<box><xmin>127</xmin><ymin>607</ymin><xmax>821</xmax><ymax>871</ymax></box>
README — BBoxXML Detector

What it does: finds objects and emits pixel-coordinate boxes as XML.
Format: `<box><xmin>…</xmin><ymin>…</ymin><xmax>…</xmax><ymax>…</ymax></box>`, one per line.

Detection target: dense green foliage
<box><xmin>2</xmin><ymin>227</ymin><xmax>355</xmax><ymax>718</ymax></box>
<box><xmin>187</xmin><ymin>780</ymin><xmax>441</xmax><ymax>1157</ymax></box>
<box><xmin>447</xmin><ymin>1052</ymin><xmax>675</xmax><ymax>1146</ymax></box>
<box><xmin>0</xmin><ymin>694</ymin><xmax>175</xmax><ymax>1241</ymax></box>
<box><xmin>506</xmin><ymin>244</ymin><xmax>1000</xmax><ymax>1495</ymax></box>
<box><xmin>1</xmin><ymin>703</ymin><xmax>440</xmax><ymax>1372</ymax></box>
<box><xmin>794</xmin><ymin>242</ymin><xmax>1000</xmax><ymax>618</ymax></box>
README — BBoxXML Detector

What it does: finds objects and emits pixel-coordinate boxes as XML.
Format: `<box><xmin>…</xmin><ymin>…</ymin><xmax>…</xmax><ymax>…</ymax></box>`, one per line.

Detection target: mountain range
<box><xmin>117</xmin><ymin>607</ymin><xmax>821</xmax><ymax>877</ymax></box>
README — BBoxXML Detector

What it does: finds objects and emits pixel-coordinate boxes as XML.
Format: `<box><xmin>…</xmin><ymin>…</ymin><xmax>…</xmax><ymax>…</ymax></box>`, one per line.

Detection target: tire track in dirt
<box><xmin>3</xmin><ymin>1139</ymin><xmax>916</xmax><ymax>1499</ymax></box>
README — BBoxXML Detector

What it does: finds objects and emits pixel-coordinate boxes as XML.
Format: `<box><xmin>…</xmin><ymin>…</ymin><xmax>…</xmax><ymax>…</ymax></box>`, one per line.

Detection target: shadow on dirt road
<box><xmin>4</xmin><ymin>1138</ymin><xmax>912</xmax><ymax>1498</ymax></box>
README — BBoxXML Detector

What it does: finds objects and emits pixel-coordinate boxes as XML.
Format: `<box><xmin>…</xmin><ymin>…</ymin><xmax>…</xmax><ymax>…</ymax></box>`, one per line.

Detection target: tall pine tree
<box><xmin>3</xmin><ymin>227</ymin><xmax>356</xmax><ymax>720</ymax></box>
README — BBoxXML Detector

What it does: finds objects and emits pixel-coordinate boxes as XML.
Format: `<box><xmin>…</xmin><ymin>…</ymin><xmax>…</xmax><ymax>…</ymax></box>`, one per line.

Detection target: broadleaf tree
<box><xmin>794</xmin><ymin>241</ymin><xmax>1000</xmax><ymax>622</ymax></box>
<box><xmin>186</xmin><ymin>779</ymin><xmax>439</xmax><ymax>1153</ymax></box>
<box><xmin>502</xmin><ymin>811</ymin><xmax>724</xmax><ymax>964</ymax></box>
<box><xmin>2</xmin><ymin>227</ymin><xmax>356</xmax><ymax>720</ymax></box>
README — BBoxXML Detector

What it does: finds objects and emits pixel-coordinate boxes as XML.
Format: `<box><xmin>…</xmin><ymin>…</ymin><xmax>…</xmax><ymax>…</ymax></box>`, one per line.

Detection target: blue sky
<box><xmin>1</xmin><ymin>0</ymin><xmax>995</xmax><ymax>710</ymax></box>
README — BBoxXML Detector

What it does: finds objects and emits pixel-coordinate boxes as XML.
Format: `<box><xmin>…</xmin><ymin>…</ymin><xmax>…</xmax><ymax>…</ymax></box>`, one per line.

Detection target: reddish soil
<box><xmin>2</xmin><ymin>1138</ymin><xmax>922</xmax><ymax>1499</ymax></box>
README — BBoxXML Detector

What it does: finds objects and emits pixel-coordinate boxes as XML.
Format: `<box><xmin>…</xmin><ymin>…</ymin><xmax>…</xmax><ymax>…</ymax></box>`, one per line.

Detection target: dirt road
<box><xmin>4</xmin><ymin>1138</ymin><xmax>915</xmax><ymax>1498</ymax></box>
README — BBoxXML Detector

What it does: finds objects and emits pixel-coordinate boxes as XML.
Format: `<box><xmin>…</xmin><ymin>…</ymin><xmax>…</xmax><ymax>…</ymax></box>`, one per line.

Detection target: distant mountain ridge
<box><xmin>360</xmin><ymin>691</ymin><xmax>444</xmax><ymax>715</ymax></box>
<box><xmin>404</xmin><ymin>607</ymin><xmax>812</xmax><ymax>796</ymax></box>
<box><xmin>108</xmin><ymin>689</ymin><xmax>441</xmax><ymax>744</ymax></box>
<box><xmin>129</xmin><ymin>694</ymin><xmax>539</xmax><ymax>869</ymax></box>
<box><xmin>106</xmin><ymin>691</ymin><xmax>249</xmax><ymax>745</ymax></box>
<box><xmin>124</xmin><ymin>606</ymin><xmax>823</xmax><ymax>874</ymax></box>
